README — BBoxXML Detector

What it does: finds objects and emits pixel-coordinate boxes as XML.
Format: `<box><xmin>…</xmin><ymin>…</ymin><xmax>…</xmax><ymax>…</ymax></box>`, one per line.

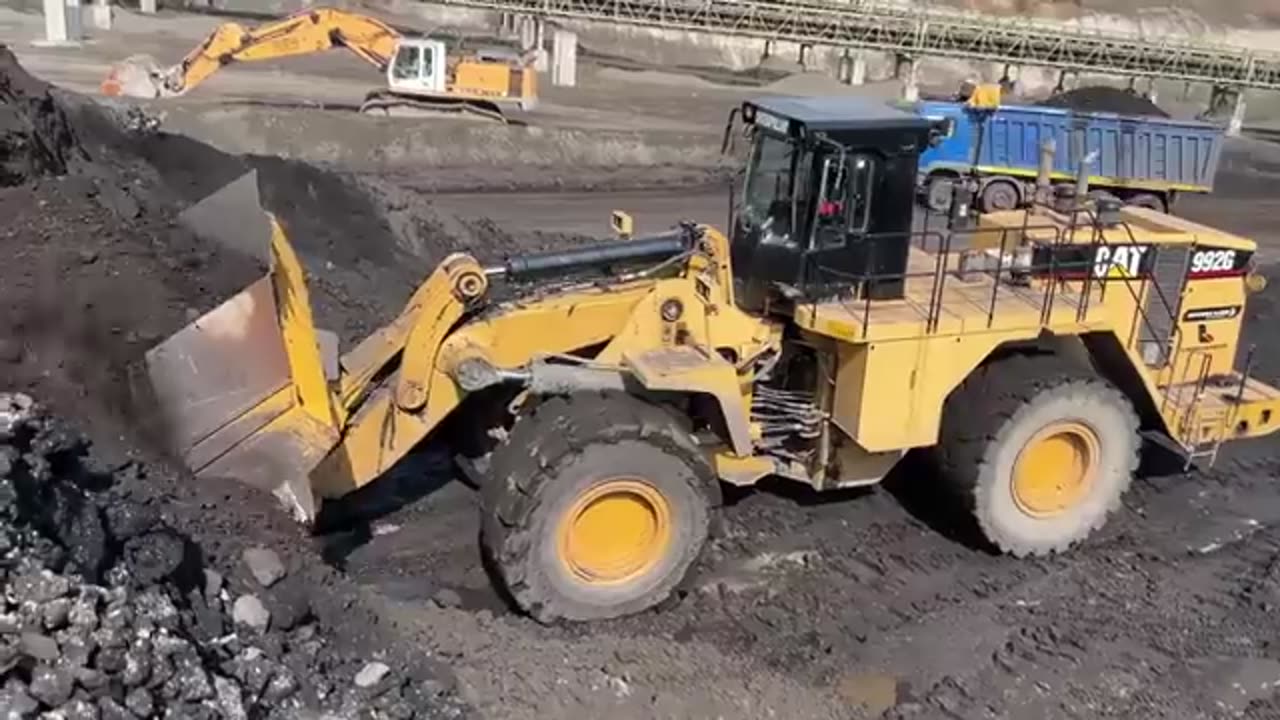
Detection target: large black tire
<box><xmin>1125</xmin><ymin>192</ymin><xmax>1166</xmax><ymax>213</ymax></box>
<box><xmin>925</xmin><ymin>174</ymin><xmax>957</xmax><ymax>213</ymax></box>
<box><xmin>980</xmin><ymin>179</ymin><xmax>1021</xmax><ymax>213</ymax></box>
<box><xmin>481</xmin><ymin>392</ymin><xmax>717</xmax><ymax>623</ymax></box>
<box><xmin>937</xmin><ymin>353</ymin><xmax>1140</xmax><ymax>556</ymax></box>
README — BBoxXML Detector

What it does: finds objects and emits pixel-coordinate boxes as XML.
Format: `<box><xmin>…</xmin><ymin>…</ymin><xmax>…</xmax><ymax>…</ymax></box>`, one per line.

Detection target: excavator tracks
<box><xmin>358</xmin><ymin>90</ymin><xmax>508</xmax><ymax>124</ymax></box>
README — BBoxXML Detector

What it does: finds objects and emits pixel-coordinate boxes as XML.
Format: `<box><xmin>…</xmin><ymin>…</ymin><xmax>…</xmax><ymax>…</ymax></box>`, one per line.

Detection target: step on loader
<box><xmin>145</xmin><ymin>94</ymin><xmax>1280</xmax><ymax>623</ymax></box>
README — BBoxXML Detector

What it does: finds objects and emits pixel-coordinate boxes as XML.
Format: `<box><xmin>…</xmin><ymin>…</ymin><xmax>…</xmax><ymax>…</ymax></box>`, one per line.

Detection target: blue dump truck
<box><xmin>913</xmin><ymin>100</ymin><xmax>1225</xmax><ymax>214</ymax></box>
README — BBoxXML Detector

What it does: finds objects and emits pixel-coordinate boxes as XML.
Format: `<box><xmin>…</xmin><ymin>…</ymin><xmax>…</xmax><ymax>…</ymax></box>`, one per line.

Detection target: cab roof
<box><xmin>746</xmin><ymin>95</ymin><xmax>932</xmax><ymax>132</ymax></box>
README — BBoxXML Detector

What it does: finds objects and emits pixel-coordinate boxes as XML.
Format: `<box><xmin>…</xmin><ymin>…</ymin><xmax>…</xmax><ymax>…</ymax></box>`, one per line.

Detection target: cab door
<box><xmin>387</xmin><ymin>40</ymin><xmax>447</xmax><ymax>94</ymax></box>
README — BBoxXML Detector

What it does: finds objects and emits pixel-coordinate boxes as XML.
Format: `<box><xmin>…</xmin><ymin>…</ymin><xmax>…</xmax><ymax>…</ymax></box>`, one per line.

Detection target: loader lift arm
<box><xmin>104</xmin><ymin>8</ymin><xmax>400</xmax><ymax>97</ymax></box>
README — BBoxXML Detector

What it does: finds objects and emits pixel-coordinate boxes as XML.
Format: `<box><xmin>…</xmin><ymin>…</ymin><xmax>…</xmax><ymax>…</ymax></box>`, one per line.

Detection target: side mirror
<box><xmin>610</xmin><ymin>210</ymin><xmax>634</xmax><ymax>240</ymax></box>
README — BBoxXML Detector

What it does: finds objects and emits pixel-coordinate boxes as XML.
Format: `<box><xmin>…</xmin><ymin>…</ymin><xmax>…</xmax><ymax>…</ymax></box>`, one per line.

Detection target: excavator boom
<box><xmin>102</xmin><ymin>8</ymin><xmax>400</xmax><ymax>98</ymax></box>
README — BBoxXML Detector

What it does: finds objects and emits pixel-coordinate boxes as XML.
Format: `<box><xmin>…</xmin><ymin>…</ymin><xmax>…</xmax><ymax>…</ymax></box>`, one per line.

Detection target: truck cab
<box><xmin>730</xmin><ymin>96</ymin><xmax>938</xmax><ymax>310</ymax></box>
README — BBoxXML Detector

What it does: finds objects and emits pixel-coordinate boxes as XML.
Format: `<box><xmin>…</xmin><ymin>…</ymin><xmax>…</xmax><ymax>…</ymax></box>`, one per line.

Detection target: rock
<box><xmin>0</xmin><ymin>637</ymin><xmax>17</xmax><ymax>674</ymax></box>
<box><xmin>203</xmin><ymin>569</ymin><xmax>223</xmax><ymax>600</ymax></box>
<box><xmin>96</xmin><ymin>698</ymin><xmax>136</xmax><ymax>720</ymax></box>
<box><xmin>73</xmin><ymin>667</ymin><xmax>109</xmax><ymax>692</ymax></box>
<box><xmin>0</xmin><ymin>681</ymin><xmax>40</xmax><ymax>718</ymax></box>
<box><xmin>28</xmin><ymin>664</ymin><xmax>75</xmax><ymax>706</ymax></box>
<box><xmin>133</xmin><ymin>588</ymin><xmax>179</xmax><ymax>629</ymax></box>
<box><xmin>68</xmin><ymin>597</ymin><xmax>99</xmax><ymax>631</ymax></box>
<box><xmin>242</xmin><ymin>547</ymin><xmax>286</xmax><ymax>588</ymax></box>
<box><xmin>213</xmin><ymin>676</ymin><xmax>246</xmax><ymax>720</ymax></box>
<box><xmin>9</xmin><ymin>570</ymin><xmax>71</xmax><ymax>605</ymax></box>
<box><xmin>261</xmin><ymin>669</ymin><xmax>298</xmax><ymax>703</ymax></box>
<box><xmin>0</xmin><ymin>613</ymin><xmax>19</xmax><ymax>634</ymax></box>
<box><xmin>122</xmin><ymin>531</ymin><xmax>186</xmax><ymax>585</ymax></box>
<box><xmin>18</xmin><ymin>632</ymin><xmax>58</xmax><ymax>662</ymax></box>
<box><xmin>123</xmin><ymin>687</ymin><xmax>154</xmax><ymax>718</ymax></box>
<box><xmin>261</xmin><ymin>577</ymin><xmax>310</xmax><ymax>632</ymax></box>
<box><xmin>355</xmin><ymin>661</ymin><xmax>391</xmax><ymax>689</ymax></box>
<box><xmin>96</xmin><ymin>646</ymin><xmax>127</xmax><ymax>674</ymax></box>
<box><xmin>431</xmin><ymin>587</ymin><xmax>463</xmax><ymax>609</ymax></box>
<box><xmin>78</xmin><ymin>249</ymin><xmax>100</xmax><ymax>265</ymax></box>
<box><xmin>60</xmin><ymin>632</ymin><xmax>96</xmax><ymax>667</ymax></box>
<box><xmin>60</xmin><ymin>699</ymin><xmax>99</xmax><ymax>720</ymax></box>
<box><xmin>121</xmin><ymin>642</ymin><xmax>152</xmax><ymax>687</ymax></box>
<box><xmin>42</xmin><ymin>597</ymin><xmax>71</xmax><ymax>630</ymax></box>
<box><xmin>232</xmin><ymin>595</ymin><xmax>270</xmax><ymax>633</ymax></box>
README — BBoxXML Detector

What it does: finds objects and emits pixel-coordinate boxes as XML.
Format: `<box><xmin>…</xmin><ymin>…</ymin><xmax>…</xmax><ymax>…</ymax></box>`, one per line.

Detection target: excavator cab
<box><xmin>386</xmin><ymin>38</ymin><xmax>448</xmax><ymax>95</ymax></box>
<box><xmin>729</xmin><ymin>97</ymin><xmax>935</xmax><ymax>311</ymax></box>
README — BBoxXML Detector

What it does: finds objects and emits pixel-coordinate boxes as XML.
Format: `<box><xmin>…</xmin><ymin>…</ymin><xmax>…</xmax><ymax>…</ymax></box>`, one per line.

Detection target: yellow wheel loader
<box><xmin>100</xmin><ymin>7</ymin><xmax>536</xmax><ymax>123</ymax></box>
<box><xmin>145</xmin><ymin>95</ymin><xmax>1280</xmax><ymax>623</ymax></box>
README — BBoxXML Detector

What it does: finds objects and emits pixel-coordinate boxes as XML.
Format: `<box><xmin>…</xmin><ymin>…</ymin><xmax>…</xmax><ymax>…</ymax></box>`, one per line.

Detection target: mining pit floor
<box><xmin>8</xmin><ymin>3</ymin><xmax>1280</xmax><ymax>719</ymax></box>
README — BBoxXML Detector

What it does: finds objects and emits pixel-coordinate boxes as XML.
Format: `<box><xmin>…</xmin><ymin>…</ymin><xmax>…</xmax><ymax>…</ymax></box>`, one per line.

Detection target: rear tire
<box><xmin>481</xmin><ymin>392</ymin><xmax>716</xmax><ymax>623</ymax></box>
<box><xmin>980</xmin><ymin>179</ymin><xmax>1020</xmax><ymax>213</ymax></box>
<box><xmin>1125</xmin><ymin>192</ymin><xmax>1166</xmax><ymax>212</ymax></box>
<box><xmin>937</xmin><ymin>353</ymin><xmax>1140</xmax><ymax>556</ymax></box>
<box><xmin>926</xmin><ymin>175</ymin><xmax>956</xmax><ymax>213</ymax></box>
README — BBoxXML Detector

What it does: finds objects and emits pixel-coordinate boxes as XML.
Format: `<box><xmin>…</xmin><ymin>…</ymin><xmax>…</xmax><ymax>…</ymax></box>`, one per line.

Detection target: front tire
<box><xmin>938</xmin><ymin>354</ymin><xmax>1141</xmax><ymax>556</ymax></box>
<box><xmin>481</xmin><ymin>393</ymin><xmax>715</xmax><ymax>623</ymax></box>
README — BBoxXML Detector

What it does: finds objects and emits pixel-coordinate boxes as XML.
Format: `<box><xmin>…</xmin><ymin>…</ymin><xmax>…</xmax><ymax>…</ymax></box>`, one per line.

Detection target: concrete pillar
<box><xmin>139</xmin><ymin>0</ymin><xmax>157</xmax><ymax>13</ymax></box>
<box><xmin>1228</xmin><ymin>91</ymin><xmax>1247</xmax><ymax>137</ymax></box>
<box><xmin>798</xmin><ymin>43</ymin><xmax>811</xmax><ymax>70</ymax></box>
<box><xmin>90</xmin><ymin>0</ymin><xmax>112</xmax><ymax>30</ymax></box>
<box><xmin>898</xmin><ymin>56</ymin><xmax>919</xmax><ymax>102</ymax></box>
<box><xmin>552</xmin><ymin>29</ymin><xmax>577</xmax><ymax>87</ymax></box>
<box><xmin>1208</xmin><ymin>85</ymin><xmax>1247</xmax><ymax>137</ymax></box>
<box><xmin>37</xmin><ymin>0</ymin><xmax>83</xmax><ymax>45</ymax></box>
<box><xmin>763</xmin><ymin>39</ymin><xmax>774</xmax><ymax>61</ymax></box>
<box><xmin>519</xmin><ymin>15</ymin><xmax>536</xmax><ymax>52</ymax></box>
<box><xmin>850</xmin><ymin>52</ymin><xmax>866</xmax><ymax>86</ymax></box>
<box><xmin>533</xmin><ymin>18</ymin><xmax>547</xmax><ymax>72</ymax></box>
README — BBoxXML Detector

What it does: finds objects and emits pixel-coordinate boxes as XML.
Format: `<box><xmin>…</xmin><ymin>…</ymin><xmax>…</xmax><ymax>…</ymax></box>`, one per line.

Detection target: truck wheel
<box><xmin>1125</xmin><ymin>192</ymin><xmax>1165</xmax><ymax>212</ymax></box>
<box><xmin>481</xmin><ymin>392</ymin><xmax>716</xmax><ymax>623</ymax></box>
<box><xmin>980</xmin><ymin>180</ymin><xmax>1020</xmax><ymax>213</ymax></box>
<box><xmin>938</xmin><ymin>354</ymin><xmax>1140</xmax><ymax>556</ymax></box>
<box><xmin>926</xmin><ymin>175</ymin><xmax>956</xmax><ymax>213</ymax></box>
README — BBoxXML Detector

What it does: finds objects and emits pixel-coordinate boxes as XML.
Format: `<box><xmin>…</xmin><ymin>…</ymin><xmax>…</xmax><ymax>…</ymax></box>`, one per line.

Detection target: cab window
<box><xmin>812</xmin><ymin>153</ymin><xmax>875</xmax><ymax>249</ymax></box>
<box><xmin>742</xmin><ymin>133</ymin><xmax>809</xmax><ymax>247</ymax></box>
<box><xmin>392</xmin><ymin>46</ymin><xmax>420</xmax><ymax>81</ymax></box>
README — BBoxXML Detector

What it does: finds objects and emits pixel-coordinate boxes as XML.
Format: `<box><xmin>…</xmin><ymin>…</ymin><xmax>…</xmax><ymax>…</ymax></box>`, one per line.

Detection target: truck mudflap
<box><xmin>144</xmin><ymin>175</ymin><xmax>343</xmax><ymax>523</ymax></box>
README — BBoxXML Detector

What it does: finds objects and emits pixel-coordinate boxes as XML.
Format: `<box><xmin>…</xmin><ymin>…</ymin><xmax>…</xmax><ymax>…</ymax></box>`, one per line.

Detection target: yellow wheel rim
<box><xmin>1011</xmin><ymin>421</ymin><xmax>1100</xmax><ymax>518</ymax></box>
<box><xmin>556</xmin><ymin>478</ymin><xmax>672</xmax><ymax>586</ymax></box>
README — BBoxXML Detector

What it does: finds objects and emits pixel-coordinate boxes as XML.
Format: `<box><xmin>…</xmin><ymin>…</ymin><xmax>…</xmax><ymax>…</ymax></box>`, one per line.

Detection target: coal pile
<box><xmin>0</xmin><ymin>393</ymin><xmax>464</xmax><ymax>718</ymax></box>
<box><xmin>1039</xmin><ymin>85</ymin><xmax>1170</xmax><ymax>118</ymax></box>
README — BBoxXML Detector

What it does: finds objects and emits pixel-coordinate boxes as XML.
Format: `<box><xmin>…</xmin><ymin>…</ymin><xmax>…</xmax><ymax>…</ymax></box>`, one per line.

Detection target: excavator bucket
<box><xmin>143</xmin><ymin>174</ymin><xmax>344</xmax><ymax>523</ymax></box>
<box><xmin>101</xmin><ymin>55</ymin><xmax>175</xmax><ymax>98</ymax></box>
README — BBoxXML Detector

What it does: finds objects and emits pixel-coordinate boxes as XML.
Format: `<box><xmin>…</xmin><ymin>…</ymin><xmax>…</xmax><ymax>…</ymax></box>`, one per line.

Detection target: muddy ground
<box><xmin>9</xmin><ymin>35</ymin><xmax>1280</xmax><ymax>720</ymax></box>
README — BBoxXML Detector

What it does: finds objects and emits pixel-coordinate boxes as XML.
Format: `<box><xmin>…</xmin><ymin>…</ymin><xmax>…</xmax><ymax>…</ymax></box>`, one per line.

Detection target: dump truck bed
<box><xmin>915</xmin><ymin>100</ymin><xmax>1225</xmax><ymax>194</ymax></box>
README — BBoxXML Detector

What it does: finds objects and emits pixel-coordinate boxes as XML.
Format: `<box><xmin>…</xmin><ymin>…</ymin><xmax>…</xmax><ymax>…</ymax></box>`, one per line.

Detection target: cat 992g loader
<box><xmin>144</xmin><ymin>93</ymin><xmax>1280</xmax><ymax>623</ymax></box>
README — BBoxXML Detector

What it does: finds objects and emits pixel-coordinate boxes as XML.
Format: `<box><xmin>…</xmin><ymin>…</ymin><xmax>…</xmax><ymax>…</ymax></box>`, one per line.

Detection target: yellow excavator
<box><xmin>100</xmin><ymin>7</ymin><xmax>537</xmax><ymax>122</ymax></box>
<box><xmin>144</xmin><ymin>88</ymin><xmax>1280</xmax><ymax>623</ymax></box>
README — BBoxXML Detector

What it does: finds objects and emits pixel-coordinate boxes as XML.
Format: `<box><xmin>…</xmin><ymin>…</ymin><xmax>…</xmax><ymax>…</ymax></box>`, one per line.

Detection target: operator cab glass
<box><xmin>391</xmin><ymin>45</ymin><xmax>420</xmax><ymax>81</ymax></box>
<box><xmin>730</xmin><ymin>97</ymin><xmax>935</xmax><ymax>313</ymax></box>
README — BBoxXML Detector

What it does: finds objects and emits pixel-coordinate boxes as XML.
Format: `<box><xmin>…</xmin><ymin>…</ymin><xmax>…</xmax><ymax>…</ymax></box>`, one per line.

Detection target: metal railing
<box><xmin>432</xmin><ymin>0</ymin><xmax>1280</xmax><ymax>89</ymax></box>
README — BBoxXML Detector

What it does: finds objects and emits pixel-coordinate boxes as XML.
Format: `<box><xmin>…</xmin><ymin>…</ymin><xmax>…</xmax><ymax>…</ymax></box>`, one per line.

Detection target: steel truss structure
<box><xmin>433</xmin><ymin>0</ymin><xmax>1280</xmax><ymax>89</ymax></box>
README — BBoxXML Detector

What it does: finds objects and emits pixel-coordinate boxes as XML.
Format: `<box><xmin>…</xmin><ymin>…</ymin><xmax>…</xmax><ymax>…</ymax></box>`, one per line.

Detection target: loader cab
<box><xmin>387</xmin><ymin>38</ymin><xmax>448</xmax><ymax>94</ymax></box>
<box><xmin>730</xmin><ymin>97</ymin><xmax>935</xmax><ymax>312</ymax></box>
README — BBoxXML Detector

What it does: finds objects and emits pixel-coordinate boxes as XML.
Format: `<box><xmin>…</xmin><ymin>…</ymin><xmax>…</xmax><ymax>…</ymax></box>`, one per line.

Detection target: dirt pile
<box><xmin>1039</xmin><ymin>85</ymin><xmax>1171</xmax><ymax>117</ymax></box>
<box><xmin>1</xmin><ymin>46</ymin><xmax>467</xmax><ymax>719</ymax></box>
<box><xmin>0</xmin><ymin>394</ymin><xmax>463</xmax><ymax>718</ymax></box>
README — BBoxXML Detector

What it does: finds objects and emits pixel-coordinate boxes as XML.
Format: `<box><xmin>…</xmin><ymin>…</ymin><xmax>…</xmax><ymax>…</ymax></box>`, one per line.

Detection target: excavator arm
<box><xmin>102</xmin><ymin>8</ymin><xmax>400</xmax><ymax>98</ymax></box>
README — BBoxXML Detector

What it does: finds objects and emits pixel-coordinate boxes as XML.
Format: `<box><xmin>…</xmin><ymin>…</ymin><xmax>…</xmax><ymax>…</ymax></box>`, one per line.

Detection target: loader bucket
<box><xmin>101</xmin><ymin>55</ymin><xmax>175</xmax><ymax>98</ymax></box>
<box><xmin>143</xmin><ymin>174</ymin><xmax>343</xmax><ymax>523</ymax></box>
